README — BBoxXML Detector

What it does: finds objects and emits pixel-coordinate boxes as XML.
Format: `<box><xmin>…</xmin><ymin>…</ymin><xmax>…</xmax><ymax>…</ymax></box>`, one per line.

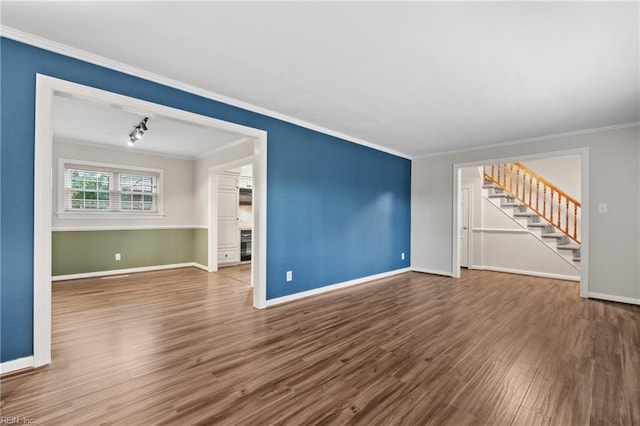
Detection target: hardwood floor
<box><xmin>1</xmin><ymin>267</ymin><xmax>638</xmax><ymax>425</ymax></box>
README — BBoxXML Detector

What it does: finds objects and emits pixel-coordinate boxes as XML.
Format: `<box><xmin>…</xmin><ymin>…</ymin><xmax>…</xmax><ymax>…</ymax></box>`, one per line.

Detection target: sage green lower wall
<box><xmin>193</xmin><ymin>228</ymin><xmax>208</xmax><ymax>267</ymax></box>
<box><xmin>52</xmin><ymin>228</ymin><xmax>208</xmax><ymax>276</ymax></box>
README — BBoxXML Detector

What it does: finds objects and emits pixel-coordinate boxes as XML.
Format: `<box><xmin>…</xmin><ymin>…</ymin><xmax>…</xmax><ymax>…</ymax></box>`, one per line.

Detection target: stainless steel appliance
<box><xmin>239</xmin><ymin>188</ymin><xmax>252</xmax><ymax>205</ymax></box>
<box><xmin>240</xmin><ymin>229</ymin><xmax>252</xmax><ymax>262</ymax></box>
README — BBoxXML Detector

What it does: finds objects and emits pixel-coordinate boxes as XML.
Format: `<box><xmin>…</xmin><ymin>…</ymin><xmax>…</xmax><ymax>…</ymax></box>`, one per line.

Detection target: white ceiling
<box><xmin>2</xmin><ymin>2</ymin><xmax>639</xmax><ymax>157</ymax></box>
<box><xmin>53</xmin><ymin>95</ymin><xmax>249</xmax><ymax>159</ymax></box>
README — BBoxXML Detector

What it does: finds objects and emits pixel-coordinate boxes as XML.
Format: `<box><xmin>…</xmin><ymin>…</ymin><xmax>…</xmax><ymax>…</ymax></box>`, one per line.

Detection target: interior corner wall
<box><xmin>192</xmin><ymin>228</ymin><xmax>208</xmax><ymax>267</ymax></box>
<box><xmin>0</xmin><ymin>37</ymin><xmax>411</xmax><ymax>363</ymax></box>
<box><xmin>412</xmin><ymin>126</ymin><xmax>640</xmax><ymax>301</ymax></box>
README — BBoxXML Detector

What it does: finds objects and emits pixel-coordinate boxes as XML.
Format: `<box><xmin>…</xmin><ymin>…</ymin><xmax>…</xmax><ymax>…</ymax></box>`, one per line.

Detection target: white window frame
<box><xmin>57</xmin><ymin>158</ymin><xmax>165</xmax><ymax>219</ymax></box>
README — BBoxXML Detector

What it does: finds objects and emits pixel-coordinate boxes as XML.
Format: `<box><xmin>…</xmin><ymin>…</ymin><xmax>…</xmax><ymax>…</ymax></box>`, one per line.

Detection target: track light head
<box><xmin>128</xmin><ymin>117</ymin><xmax>149</xmax><ymax>146</ymax></box>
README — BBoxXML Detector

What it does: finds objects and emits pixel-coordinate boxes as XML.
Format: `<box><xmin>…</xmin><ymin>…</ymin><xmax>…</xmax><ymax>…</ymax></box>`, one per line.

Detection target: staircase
<box><xmin>482</xmin><ymin>163</ymin><xmax>581</xmax><ymax>269</ymax></box>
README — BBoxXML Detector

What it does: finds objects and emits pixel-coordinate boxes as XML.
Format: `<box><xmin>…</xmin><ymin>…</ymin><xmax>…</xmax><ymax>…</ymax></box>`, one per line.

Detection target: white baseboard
<box><xmin>265</xmin><ymin>267</ymin><xmax>412</xmax><ymax>307</ymax></box>
<box><xmin>476</xmin><ymin>266</ymin><xmax>580</xmax><ymax>282</ymax></box>
<box><xmin>52</xmin><ymin>262</ymin><xmax>206</xmax><ymax>281</ymax></box>
<box><xmin>0</xmin><ymin>356</ymin><xmax>34</xmax><ymax>375</ymax></box>
<box><xmin>588</xmin><ymin>292</ymin><xmax>640</xmax><ymax>305</ymax></box>
<box><xmin>192</xmin><ymin>263</ymin><xmax>209</xmax><ymax>272</ymax></box>
<box><xmin>410</xmin><ymin>267</ymin><xmax>456</xmax><ymax>277</ymax></box>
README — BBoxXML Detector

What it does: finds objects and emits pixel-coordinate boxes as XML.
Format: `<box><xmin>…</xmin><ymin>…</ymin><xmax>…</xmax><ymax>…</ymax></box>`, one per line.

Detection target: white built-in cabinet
<box><xmin>217</xmin><ymin>172</ymin><xmax>240</xmax><ymax>264</ymax></box>
<box><xmin>239</xmin><ymin>165</ymin><xmax>253</xmax><ymax>189</ymax></box>
<box><xmin>239</xmin><ymin>176</ymin><xmax>252</xmax><ymax>189</ymax></box>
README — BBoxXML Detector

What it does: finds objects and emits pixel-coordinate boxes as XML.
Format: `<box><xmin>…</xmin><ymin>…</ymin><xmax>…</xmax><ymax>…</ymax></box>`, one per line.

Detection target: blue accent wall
<box><xmin>0</xmin><ymin>37</ymin><xmax>411</xmax><ymax>362</ymax></box>
<box><xmin>267</xmin><ymin>126</ymin><xmax>410</xmax><ymax>299</ymax></box>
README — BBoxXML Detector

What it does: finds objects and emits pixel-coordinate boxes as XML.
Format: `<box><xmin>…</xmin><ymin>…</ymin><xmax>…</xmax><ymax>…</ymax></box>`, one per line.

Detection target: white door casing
<box><xmin>452</xmin><ymin>148</ymin><xmax>589</xmax><ymax>297</ymax></box>
<box><xmin>460</xmin><ymin>187</ymin><xmax>470</xmax><ymax>268</ymax></box>
<box><xmin>33</xmin><ymin>74</ymin><xmax>269</xmax><ymax>370</ymax></box>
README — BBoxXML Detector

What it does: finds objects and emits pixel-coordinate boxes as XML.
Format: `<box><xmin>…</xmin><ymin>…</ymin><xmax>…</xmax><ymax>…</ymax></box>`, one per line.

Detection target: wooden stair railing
<box><xmin>483</xmin><ymin>162</ymin><xmax>581</xmax><ymax>244</ymax></box>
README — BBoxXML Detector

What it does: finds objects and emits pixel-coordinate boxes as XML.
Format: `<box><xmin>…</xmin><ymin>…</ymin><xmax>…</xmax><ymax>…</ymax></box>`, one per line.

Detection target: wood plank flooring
<box><xmin>1</xmin><ymin>267</ymin><xmax>638</xmax><ymax>425</ymax></box>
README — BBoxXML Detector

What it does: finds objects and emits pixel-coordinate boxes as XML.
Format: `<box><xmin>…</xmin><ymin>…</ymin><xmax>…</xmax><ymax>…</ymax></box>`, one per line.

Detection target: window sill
<box><xmin>57</xmin><ymin>211</ymin><xmax>166</xmax><ymax>220</ymax></box>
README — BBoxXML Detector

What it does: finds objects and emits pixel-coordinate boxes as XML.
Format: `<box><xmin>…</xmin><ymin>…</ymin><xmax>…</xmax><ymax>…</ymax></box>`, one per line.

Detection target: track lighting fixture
<box><xmin>128</xmin><ymin>117</ymin><xmax>149</xmax><ymax>146</ymax></box>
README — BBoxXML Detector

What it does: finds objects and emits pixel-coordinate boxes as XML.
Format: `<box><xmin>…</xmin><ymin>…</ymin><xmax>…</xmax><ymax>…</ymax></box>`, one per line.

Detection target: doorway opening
<box><xmin>33</xmin><ymin>74</ymin><xmax>268</xmax><ymax>367</ymax></box>
<box><xmin>208</xmin><ymin>160</ymin><xmax>256</xmax><ymax>286</ymax></box>
<box><xmin>453</xmin><ymin>149</ymin><xmax>589</xmax><ymax>298</ymax></box>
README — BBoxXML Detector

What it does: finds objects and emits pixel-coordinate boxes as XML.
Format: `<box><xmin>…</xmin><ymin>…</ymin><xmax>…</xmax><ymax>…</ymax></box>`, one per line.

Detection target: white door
<box><xmin>460</xmin><ymin>187</ymin><xmax>470</xmax><ymax>268</ymax></box>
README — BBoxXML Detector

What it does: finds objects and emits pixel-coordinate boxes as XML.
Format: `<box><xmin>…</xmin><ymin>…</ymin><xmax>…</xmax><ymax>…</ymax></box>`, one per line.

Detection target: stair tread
<box><xmin>557</xmin><ymin>244</ymin><xmax>580</xmax><ymax>250</ymax></box>
<box><xmin>486</xmin><ymin>173</ymin><xmax>582</xmax><ymax>264</ymax></box>
<box><xmin>527</xmin><ymin>223</ymin><xmax>549</xmax><ymax>228</ymax></box>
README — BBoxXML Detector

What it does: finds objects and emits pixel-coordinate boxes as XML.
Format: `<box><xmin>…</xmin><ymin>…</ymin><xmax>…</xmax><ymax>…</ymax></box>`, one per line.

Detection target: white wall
<box><xmin>240</xmin><ymin>164</ymin><xmax>253</xmax><ymax>177</ymax></box>
<box><xmin>53</xmin><ymin>140</ymin><xmax>196</xmax><ymax>229</ymax></box>
<box><xmin>54</xmin><ymin>138</ymin><xmax>255</xmax><ymax>230</ymax></box>
<box><xmin>475</xmin><ymin>195</ymin><xmax>579</xmax><ymax>279</ymax></box>
<box><xmin>412</xmin><ymin>126</ymin><xmax>640</xmax><ymax>301</ymax></box>
<box><xmin>521</xmin><ymin>155</ymin><xmax>581</xmax><ymax>201</ymax></box>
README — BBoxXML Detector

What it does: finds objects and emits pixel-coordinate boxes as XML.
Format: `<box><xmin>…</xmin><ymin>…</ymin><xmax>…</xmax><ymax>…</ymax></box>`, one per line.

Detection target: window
<box><xmin>119</xmin><ymin>174</ymin><xmax>156</xmax><ymax>211</ymax></box>
<box><xmin>68</xmin><ymin>169</ymin><xmax>111</xmax><ymax>210</ymax></box>
<box><xmin>59</xmin><ymin>159</ymin><xmax>163</xmax><ymax>218</ymax></box>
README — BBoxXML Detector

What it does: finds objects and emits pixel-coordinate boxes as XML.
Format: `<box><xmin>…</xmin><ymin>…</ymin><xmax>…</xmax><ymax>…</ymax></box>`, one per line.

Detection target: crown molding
<box><xmin>1</xmin><ymin>26</ymin><xmax>412</xmax><ymax>160</ymax></box>
<box><xmin>414</xmin><ymin>122</ymin><xmax>640</xmax><ymax>159</ymax></box>
<box><xmin>3</xmin><ymin>26</ymin><xmax>637</xmax><ymax>162</ymax></box>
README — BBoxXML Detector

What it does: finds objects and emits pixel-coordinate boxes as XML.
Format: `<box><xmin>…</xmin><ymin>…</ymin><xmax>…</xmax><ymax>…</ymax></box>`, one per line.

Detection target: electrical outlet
<box><xmin>286</xmin><ymin>271</ymin><xmax>293</xmax><ymax>282</ymax></box>
<box><xmin>115</xmin><ymin>253</ymin><xmax>121</xmax><ymax>261</ymax></box>
<box><xmin>401</xmin><ymin>252</ymin><xmax>405</xmax><ymax>260</ymax></box>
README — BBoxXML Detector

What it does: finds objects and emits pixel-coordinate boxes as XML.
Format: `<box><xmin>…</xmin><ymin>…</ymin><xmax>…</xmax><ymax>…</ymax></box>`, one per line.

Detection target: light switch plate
<box><xmin>598</xmin><ymin>203</ymin><xmax>608</xmax><ymax>213</ymax></box>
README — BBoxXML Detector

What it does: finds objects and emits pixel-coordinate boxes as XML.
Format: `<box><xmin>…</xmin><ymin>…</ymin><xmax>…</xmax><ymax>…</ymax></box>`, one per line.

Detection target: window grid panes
<box><xmin>120</xmin><ymin>174</ymin><xmax>156</xmax><ymax>211</ymax></box>
<box><xmin>68</xmin><ymin>170</ymin><xmax>111</xmax><ymax>210</ymax></box>
<box><xmin>64</xmin><ymin>166</ymin><xmax>159</xmax><ymax>214</ymax></box>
